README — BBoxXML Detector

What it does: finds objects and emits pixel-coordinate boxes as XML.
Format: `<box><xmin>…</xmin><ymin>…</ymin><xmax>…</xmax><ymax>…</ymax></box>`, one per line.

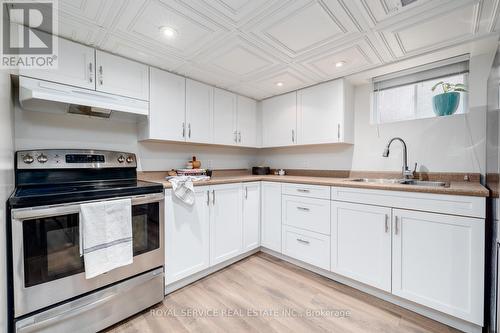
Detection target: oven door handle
<box><xmin>12</xmin><ymin>193</ymin><xmax>164</xmax><ymax>220</ymax></box>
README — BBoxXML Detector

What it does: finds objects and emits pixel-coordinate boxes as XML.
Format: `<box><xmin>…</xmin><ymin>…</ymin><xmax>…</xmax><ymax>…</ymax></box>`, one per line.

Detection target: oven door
<box><xmin>11</xmin><ymin>193</ymin><xmax>164</xmax><ymax>318</ymax></box>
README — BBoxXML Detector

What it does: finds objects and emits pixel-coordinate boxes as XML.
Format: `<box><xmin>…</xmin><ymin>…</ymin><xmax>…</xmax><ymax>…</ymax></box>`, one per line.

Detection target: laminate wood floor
<box><xmin>104</xmin><ymin>253</ymin><xmax>461</xmax><ymax>333</ymax></box>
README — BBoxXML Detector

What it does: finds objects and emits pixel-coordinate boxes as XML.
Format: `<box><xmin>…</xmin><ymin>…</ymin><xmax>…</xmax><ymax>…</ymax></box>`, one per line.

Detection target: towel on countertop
<box><xmin>80</xmin><ymin>198</ymin><xmax>133</xmax><ymax>279</ymax></box>
<box><xmin>168</xmin><ymin>175</ymin><xmax>210</xmax><ymax>205</ymax></box>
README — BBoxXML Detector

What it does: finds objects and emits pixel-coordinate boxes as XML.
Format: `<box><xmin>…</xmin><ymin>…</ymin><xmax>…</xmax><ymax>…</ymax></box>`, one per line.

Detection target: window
<box><xmin>372</xmin><ymin>57</ymin><xmax>469</xmax><ymax>124</ymax></box>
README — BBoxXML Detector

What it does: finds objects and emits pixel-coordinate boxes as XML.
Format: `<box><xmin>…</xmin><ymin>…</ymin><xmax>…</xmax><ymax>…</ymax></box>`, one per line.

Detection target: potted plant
<box><xmin>431</xmin><ymin>81</ymin><xmax>467</xmax><ymax>116</ymax></box>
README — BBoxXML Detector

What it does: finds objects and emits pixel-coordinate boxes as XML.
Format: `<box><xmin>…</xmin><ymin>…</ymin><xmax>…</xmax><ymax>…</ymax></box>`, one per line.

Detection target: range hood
<box><xmin>19</xmin><ymin>76</ymin><xmax>149</xmax><ymax>117</ymax></box>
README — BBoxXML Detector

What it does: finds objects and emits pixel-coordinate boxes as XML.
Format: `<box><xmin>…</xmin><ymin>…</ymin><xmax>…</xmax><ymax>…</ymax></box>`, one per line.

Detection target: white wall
<box><xmin>0</xmin><ymin>70</ymin><xmax>15</xmax><ymax>332</ymax></box>
<box><xmin>14</xmin><ymin>102</ymin><xmax>259</xmax><ymax>171</ymax></box>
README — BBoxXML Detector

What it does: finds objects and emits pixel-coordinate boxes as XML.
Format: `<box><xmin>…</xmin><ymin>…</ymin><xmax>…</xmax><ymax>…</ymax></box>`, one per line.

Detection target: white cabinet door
<box><xmin>331</xmin><ymin>202</ymin><xmax>392</xmax><ymax>292</ymax></box>
<box><xmin>210</xmin><ymin>184</ymin><xmax>243</xmax><ymax>265</ymax></box>
<box><xmin>243</xmin><ymin>182</ymin><xmax>261</xmax><ymax>251</ymax></box>
<box><xmin>165</xmin><ymin>187</ymin><xmax>210</xmax><ymax>285</ymax></box>
<box><xmin>282</xmin><ymin>225</ymin><xmax>330</xmax><ymax>270</ymax></box>
<box><xmin>20</xmin><ymin>36</ymin><xmax>95</xmax><ymax>90</ymax></box>
<box><xmin>261</xmin><ymin>182</ymin><xmax>282</xmax><ymax>252</ymax></box>
<box><xmin>95</xmin><ymin>50</ymin><xmax>149</xmax><ymax>101</ymax></box>
<box><xmin>186</xmin><ymin>79</ymin><xmax>213</xmax><ymax>144</ymax></box>
<box><xmin>298</xmin><ymin>79</ymin><xmax>343</xmax><ymax>145</ymax></box>
<box><xmin>237</xmin><ymin>96</ymin><xmax>258</xmax><ymax>147</ymax></box>
<box><xmin>213</xmin><ymin>88</ymin><xmax>237</xmax><ymax>145</ymax></box>
<box><xmin>146</xmin><ymin>68</ymin><xmax>185</xmax><ymax>141</ymax></box>
<box><xmin>392</xmin><ymin>209</ymin><xmax>484</xmax><ymax>325</ymax></box>
<box><xmin>262</xmin><ymin>92</ymin><xmax>297</xmax><ymax>147</ymax></box>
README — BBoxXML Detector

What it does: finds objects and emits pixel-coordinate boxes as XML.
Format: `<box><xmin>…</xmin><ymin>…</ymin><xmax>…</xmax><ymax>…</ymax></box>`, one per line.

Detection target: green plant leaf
<box><xmin>431</xmin><ymin>81</ymin><xmax>444</xmax><ymax>91</ymax></box>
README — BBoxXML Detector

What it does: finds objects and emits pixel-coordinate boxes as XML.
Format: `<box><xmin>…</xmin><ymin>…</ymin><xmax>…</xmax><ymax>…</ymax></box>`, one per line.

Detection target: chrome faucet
<box><xmin>382</xmin><ymin>137</ymin><xmax>416</xmax><ymax>179</ymax></box>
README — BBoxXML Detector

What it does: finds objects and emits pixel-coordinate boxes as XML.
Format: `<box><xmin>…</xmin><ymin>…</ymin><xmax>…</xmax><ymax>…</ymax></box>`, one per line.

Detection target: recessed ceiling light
<box><xmin>160</xmin><ymin>26</ymin><xmax>177</xmax><ymax>39</ymax></box>
<box><xmin>335</xmin><ymin>61</ymin><xmax>346</xmax><ymax>68</ymax></box>
<box><xmin>275</xmin><ymin>82</ymin><xmax>284</xmax><ymax>87</ymax></box>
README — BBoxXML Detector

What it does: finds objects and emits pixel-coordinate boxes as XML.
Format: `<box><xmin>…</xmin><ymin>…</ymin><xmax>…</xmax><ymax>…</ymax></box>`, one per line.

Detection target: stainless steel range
<box><xmin>8</xmin><ymin>149</ymin><xmax>165</xmax><ymax>333</ymax></box>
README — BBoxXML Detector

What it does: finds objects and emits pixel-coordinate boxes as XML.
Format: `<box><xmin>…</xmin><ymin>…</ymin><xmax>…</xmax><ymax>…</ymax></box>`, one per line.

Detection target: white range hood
<box><xmin>19</xmin><ymin>76</ymin><xmax>149</xmax><ymax>118</ymax></box>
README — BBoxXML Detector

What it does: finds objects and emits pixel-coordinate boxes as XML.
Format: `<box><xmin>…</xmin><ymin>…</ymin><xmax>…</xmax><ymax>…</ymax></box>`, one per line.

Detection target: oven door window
<box><xmin>22</xmin><ymin>201</ymin><xmax>160</xmax><ymax>287</ymax></box>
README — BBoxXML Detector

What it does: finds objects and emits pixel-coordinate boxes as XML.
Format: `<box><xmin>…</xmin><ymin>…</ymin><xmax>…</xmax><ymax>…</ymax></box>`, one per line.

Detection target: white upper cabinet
<box><xmin>186</xmin><ymin>79</ymin><xmax>213</xmax><ymax>144</ymax></box>
<box><xmin>243</xmin><ymin>182</ymin><xmax>261</xmax><ymax>251</ymax></box>
<box><xmin>298</xmin><ymin>79</ymin><xmax>353</xmax><ymax>144</ymax></box>
<box><xmin>95</xmin><ymin>50</ymin><xmax>149</xmax><ymax>101</ymax></box>
<box><xmin>237</xmin><ymin>96</ymin><xmax>258</xmax><ymax>147</ymax></box>
<box><xmin>165</xmin><ymin>187</ymin><xmax>210</xmax><ymax>285</ymax></box>
<box><xmin>139</xmin><ymin>68</ymin><xmax>185</xmax><ymax>141</ymax></box>
<box><xmin>20</xmin><ymin>36</ymin><xmax>95</xmax><ymax>90</ymax></box>
<box><xmin>392</xmin><ymin>209</ymin><xmax>484</xmax><ymax>325</ymax></box>
<box><xmin>213</xmin><ymin>88</ymin><xmax>237</xmax><ymax>145</ymax></box>
<box><xmin>262</xmin><ymin>92</ymin><xmax>297</xmax><ymax>147</ymax></box>
<box><xmin>210</xmin><ymin>184</ymin><xmax>243</xmax><ymax>265</ymax></box>
<box><xmin>331</xmin><ymin>202</ymin><xmax>392</xmax><ymax>292</ymax></box>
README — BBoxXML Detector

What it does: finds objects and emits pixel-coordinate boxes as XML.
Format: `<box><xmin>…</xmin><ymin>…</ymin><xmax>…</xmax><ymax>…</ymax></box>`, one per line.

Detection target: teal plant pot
<box><xmin>432</xmin><ymin>92</ymin><xmax>460</xmax><ymax>116</ymax></box>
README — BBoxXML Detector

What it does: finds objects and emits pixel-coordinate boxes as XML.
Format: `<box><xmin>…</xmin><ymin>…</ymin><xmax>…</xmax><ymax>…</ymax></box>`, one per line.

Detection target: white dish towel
<box><xmin>168</xmin><ymin>176</ymin><xmax>210</xmax><ymax>205</ymax></box>
<box><xmin>80</xmin><ymin>198</ymin><xmax>133</xmax><ymax>279</ymax></box>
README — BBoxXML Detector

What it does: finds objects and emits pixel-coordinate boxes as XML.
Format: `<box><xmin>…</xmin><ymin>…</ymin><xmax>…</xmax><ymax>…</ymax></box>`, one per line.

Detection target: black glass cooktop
<box><xmin>9</xmin><ymin>180</ymin><xmax>163</xmax><ymax>208</ymax></box>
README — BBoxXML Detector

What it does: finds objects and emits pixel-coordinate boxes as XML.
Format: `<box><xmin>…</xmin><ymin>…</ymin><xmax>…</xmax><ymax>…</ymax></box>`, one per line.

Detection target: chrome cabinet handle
<box><xmin>245</xmin><ymin>186</ymin><xmax>248</xmax><ymax>199</ymax></box>
<box><xmin>212</xmin><ymin>190</ymin><xmax>215</xmax><ymax>205</ymax></box>
<box><xmin>394</xmin><ymin>216</ymin><xmax>399</xmax><ymax>235</ymax></box>
<box><xmin>182</xmin><ymin>122</ymin><xmax>185</xmax><ymax>138</ymax></box>
<box><xmin>188</xmin><ymin>124</ymin><xmax>191</xmax><ymax>138</ymax></box>
<box><xmin>238</xmin><ymin>131</ymin><xmax>241</xmax><ymax>143</ymax></box>
<box><xmin>297</xmin><ymin>207</ymin><xmax>310</xmax><ymax>211</ymax></box>
<box><xmin>233</xmin><ymin>131</ymin><xmax>237</xmax><ymax>143</ymax></box>
<box><xmin>385</xmin><ymin>214</ymin><xmax>389</xmax><ymax>233</ymax></box>
<box><xmin>292</xmin><ymin>129</ymin><xmax>295</xmax><ymax>143</ymax></box>
<box><xmin>88</xmin><ymin>63</ymin><xmax>93</xmax><ymax>83</ymax></box>
<box><xmin>206</xmin><ymin>190</ymin><xmax>210</xmax><ymax>206</ymax></box>
<box><xmin>297</xmin><ymin>189</ymin><xmax>310</xmax><ymax>193</ymax></box>
<box><xmin>98</xmin><ymin>65</ymin><xmax>103</xmax><ymax>85</ymax></box>
<box><xmin>337</xmin><ymin>123</ymin><xmax>340</xmax><ymax>140</ymax></box>
<box><xmin>297</xmin><ymin>238</ymin><xmax>310</xmax><ymax>244</ymax></box>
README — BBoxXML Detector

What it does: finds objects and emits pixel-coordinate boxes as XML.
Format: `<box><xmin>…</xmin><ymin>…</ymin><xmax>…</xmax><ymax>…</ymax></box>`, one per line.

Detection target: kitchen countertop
<box><xmin>139</xmin><ymin>172</ymin><xmax>489</xmax><ymax>197</ymax></box>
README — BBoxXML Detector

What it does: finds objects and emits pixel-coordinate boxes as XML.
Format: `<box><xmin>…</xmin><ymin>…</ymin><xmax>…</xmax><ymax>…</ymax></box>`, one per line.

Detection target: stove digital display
<box><xmin>65</xmin><ymin>154</ymin><xmax>105</xmax><ymax>163</ymax></box>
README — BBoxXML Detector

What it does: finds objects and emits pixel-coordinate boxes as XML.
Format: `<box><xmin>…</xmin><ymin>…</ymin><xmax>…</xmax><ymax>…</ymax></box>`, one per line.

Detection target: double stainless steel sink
<box><xmin>348</xmin><ymin>178</ymin><xmax>450</xmax><ymax>188</ymax></box>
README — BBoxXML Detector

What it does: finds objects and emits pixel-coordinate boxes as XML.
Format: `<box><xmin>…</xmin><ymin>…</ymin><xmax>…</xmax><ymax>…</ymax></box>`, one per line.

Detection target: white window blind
<box><xmin>372</xmin><ymin>56</ymin><xmax>469</xmax><ymax>124</ymax></box>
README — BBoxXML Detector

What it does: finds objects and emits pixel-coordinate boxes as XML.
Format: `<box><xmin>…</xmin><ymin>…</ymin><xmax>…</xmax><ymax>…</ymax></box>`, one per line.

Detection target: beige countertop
<box><xmin>139</xmin><ymin>172</ymin><xmax>489</xmax><ymax>197</ymax></box>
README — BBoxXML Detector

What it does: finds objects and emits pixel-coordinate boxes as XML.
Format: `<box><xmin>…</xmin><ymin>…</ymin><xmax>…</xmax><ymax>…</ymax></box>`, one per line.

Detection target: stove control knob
<box><xmin>23</xmin><ymin>154</ymin><xmax>34</xmax><ymax>164</ymax></box>
<box><xmin>126</xmin><ymin>155</ymin><xmax>134</xmax><ymax>163</ymax></box>
<box><xmin>37</xmin><ymin>154</ymin><xmax>48</xmax><ymax>163</ymax></box>
<box><xmin>117</xmin><ymin>155</ymin><xmax>125</xmax><ymax>163</ymax></box>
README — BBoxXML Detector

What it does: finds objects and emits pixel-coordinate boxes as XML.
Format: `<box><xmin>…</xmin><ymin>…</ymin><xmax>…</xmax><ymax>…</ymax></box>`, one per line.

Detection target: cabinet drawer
<box><xmin>282</xmin><ymin>183</ymin><xmax>330</xmax><ymax>199</ymax></box>
<box><xmin>282</xmin><ymin>195</ymin><xmax>330</xmax><ymax>235</ymax></box>
<box><xmin>282</xmin><ymin>226</ymin><xmax>330</xmax><ymax>270</ymax></box>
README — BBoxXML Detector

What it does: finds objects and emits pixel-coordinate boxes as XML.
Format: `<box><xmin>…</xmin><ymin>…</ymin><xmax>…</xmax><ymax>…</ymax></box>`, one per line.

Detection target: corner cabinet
<box><xmin>392</xmin><ymin>209</ymin><xmax>484</xmax><ymax>325</ymax></box>
<box><xmin>165</xmin><ymin>186</ymin><xmax>210</xmax><ymax>285</ymax></box>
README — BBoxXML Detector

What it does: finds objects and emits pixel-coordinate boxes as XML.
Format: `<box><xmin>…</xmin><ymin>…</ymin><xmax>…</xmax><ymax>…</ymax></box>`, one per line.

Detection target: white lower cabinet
<box><xmin>243</xmin><ymin>182</ymin><xmax>261</xmax><ymax>251</ymax></box>
<box><xmin>282</xmin><ymin>226</ymin><xmax>330</xmax><ymax>270</ymax></box>
<box><xmin>331</xmin><ymin>202</ymin><xmax>392</xmax><ymax>292</ymax></box>
<box><xmin>282</xmin><ymin>195</ymin><xmax>330</xmax><ymax>234</ymax></box>
<box><xmin>392</xmin><ymin>209</ymin><xmax>484</xmax><ymax>325</ymax></box>
<box><xmin>165</xmin><ymin>186</ymin><xmax>210</xmax><ymax>285</ymax></box>
<box><xmin>261</xmin><ymin>182</ymin><xmax>282</xmax><ymax>252</ymax></box>
<box><xmin>210</xmin><ymin>183</ymin><xmax>243</xmax><ymax>265</ymax></box>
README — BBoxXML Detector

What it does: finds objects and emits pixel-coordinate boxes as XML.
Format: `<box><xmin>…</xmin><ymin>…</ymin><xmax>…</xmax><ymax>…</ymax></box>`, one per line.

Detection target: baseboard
<box><xmin>260</xmin><ymin>247</ymin><xmax>482</xmax><ymax>333</ymax></box>
<box><xmin>165</xmin><ymin>248</ymin><xmax>260</xmax><ymax>294</ymax></box>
